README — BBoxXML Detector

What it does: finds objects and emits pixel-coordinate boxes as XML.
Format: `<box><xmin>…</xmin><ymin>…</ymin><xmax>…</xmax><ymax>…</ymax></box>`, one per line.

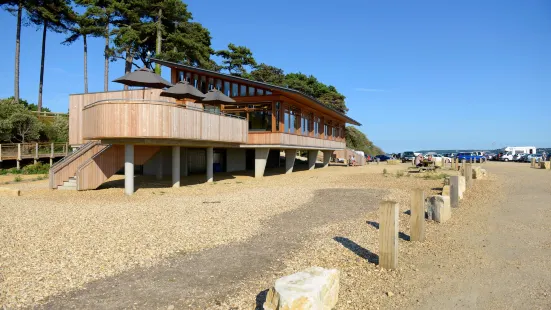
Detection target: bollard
<box><xmin>450</xmin><ymin>176</ymin><xmax>459</xmax><ymax>208</ymax></box>
<box><xmin>379</xmin><ymin>200</ymin><xmax>398</xmax><ymax>269</ymax></box>
<box><xmin>465</xmin><ymin>163</ymin><xmax>473</xmax><ymax>188</ymax></box>
<box><xmin>410</xmin><ymin>189</ymin><xmax>425</xmax><ymax>242</ymax></box>
<box><xmin>461</xmin><ymin>159</ymin><xmax>466</xmax><ymax>175</ymax></box>
<box><xmin>531</xmin><ymin>158</ymin><xmax>535</xmax><ymax>168</ymax></box>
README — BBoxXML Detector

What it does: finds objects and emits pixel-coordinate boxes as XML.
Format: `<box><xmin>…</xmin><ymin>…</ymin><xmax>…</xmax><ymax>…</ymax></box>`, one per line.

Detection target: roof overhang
<box><xmin>152</xmin><ymin>59</ymin><xmax>362</xmax><ymax>126</ymax></box>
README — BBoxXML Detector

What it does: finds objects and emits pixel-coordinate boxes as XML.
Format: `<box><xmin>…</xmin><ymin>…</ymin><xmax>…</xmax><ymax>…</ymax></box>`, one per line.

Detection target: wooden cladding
<box><xmin>82</xmin><ymin>100</ymin><xmax>248</xmax><ymax>144</ymax></box>
<box><xmin>248</xmin><ymin>132</ymin><xmax>345</xmax><ymax>149</ymax></box>
<box><xmin>70</xmin><ymin>89</ymin><xmax>175</xmax><ymax>145</ymax></box>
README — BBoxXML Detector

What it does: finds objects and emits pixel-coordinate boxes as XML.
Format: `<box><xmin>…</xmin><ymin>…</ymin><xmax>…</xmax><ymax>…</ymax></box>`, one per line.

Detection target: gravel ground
<box><xmin>1</xmin><ymin>163</ymin><xmax>433</xmax><ymax>308</ymax></box>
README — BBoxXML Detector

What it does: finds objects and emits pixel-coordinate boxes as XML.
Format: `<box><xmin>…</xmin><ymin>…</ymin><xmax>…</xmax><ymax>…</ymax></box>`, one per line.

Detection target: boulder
<box><xmin>264</xmin><ymin>267</ymin><xmax>340</xmax><ymax>310</ymax></box>
<box><xmin>458</xmin><ymin>176</ymin><xmax>466</xmax><ymax>199</ymax></box>
<box><xmin>472</xmin><ymin>166</ymin><xmax>486</xmax><ymax>179</ymax></box>
<box><xmin>442</xmin><ymin>185</ymin><xmax>450</xmax><ymax>196</ymax></box>
<box><xmin>0</xmin><ymin>187</ymin><xmax>20</xmax><ymax>197</ymax></box>
<box><xmin>540</xmin><ymin>161</ymin><xmax>550</xmax><ymax>170</ymax></box>
<box><xmin>426</xmin><ymin>195</ymin><xmax>451</xmax><ymax>223</ymax></box>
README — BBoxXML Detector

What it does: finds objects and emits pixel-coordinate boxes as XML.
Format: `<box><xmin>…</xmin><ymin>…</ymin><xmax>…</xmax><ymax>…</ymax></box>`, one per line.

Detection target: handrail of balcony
<box><xmin>84</xmin><ymin>99</ymin><xmax>247</xmax><ymax>120</ymax></box>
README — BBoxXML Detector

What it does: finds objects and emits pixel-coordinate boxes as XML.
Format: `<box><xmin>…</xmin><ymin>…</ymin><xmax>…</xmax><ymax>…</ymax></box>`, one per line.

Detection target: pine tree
<box><xmin>216</xmin><ymin>43</ymin><xmax>257</xmax><ymax>76</ymax></box>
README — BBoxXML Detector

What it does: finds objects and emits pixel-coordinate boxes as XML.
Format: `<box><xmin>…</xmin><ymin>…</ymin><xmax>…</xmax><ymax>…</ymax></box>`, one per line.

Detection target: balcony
<box><xmin>247</xmin><ymin>132</ymin><xmax>345</xmax><ymax>150</ymax></box>
<box><xmin>81</xmin><ymin>99</ymin><xmax>248</xmax><ymax>144</ymax></box>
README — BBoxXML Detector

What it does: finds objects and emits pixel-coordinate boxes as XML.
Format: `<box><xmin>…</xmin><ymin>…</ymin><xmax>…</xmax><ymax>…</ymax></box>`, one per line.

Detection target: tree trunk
<box><xmin>124</xmin><ymin>48</ymin><xmax>132</xmax><ymax>90</ymax></box>
<box><xmin>155</xmin><ymin>7</ymin><xmax>162</xmax><ymax>74</ymax></box>
<box><xmin>83</xmin><ymin>34</ymin><xmax>88</xmax><ymax>93</ymax></box>
<box><xmin>104</xmin><ymin>13</ymin><xmax>109</xmax><ymax>92</ymax></box>
<box><xmin>38</xmin><ymin>20</ymin><xmax>47</xmax><ymax>112</ymax></box>
<box><xmin>14</xmin><ymin>1</ymin><xmax>22</xmax><ymax>103</ymax></box>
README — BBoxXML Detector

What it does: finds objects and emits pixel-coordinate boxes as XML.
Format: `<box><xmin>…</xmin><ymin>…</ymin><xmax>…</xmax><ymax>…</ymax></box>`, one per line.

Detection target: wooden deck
<box><xmin>0</xmin><ymin>142</ymin><xmax>69</xmax><ymax>162</ymax></box>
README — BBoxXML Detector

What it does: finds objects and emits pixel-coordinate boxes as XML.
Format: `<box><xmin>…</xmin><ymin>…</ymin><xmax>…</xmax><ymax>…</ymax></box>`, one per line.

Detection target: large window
<box><xmin>231</xmin><ymin>83</ymin><xmax>239</xmax><ymax>97</ymax></box>
<box><xmin>313</xmin><ymin>117</ymin><xmax>319</xmax><ymax>138</ymax></box>
<box><xmin>324</xmin><ymin>124</ymin><xmax>329</xmax><ymax>138</ymax></box>
<box><xmin>275</xmin><ymin>102</ymin><xmax>280</xmax><ymax>131</ymax></box>
<box><xmin>240</xmin><ymin>85</ymin><xmax>247</xmax><ymax>96</ymax></box>
<box><xmin>247</xmin><ymin>103</ymin><xmax>272</xmax><ymax>131</ymax></box>
<box><xmin>284</xmin><ymin>107</ymin><xmax>299</xmax><ymax>134</ymax></box>
<box><xmin>301</xmin><ymin>113</ymin><xmax>311</xmax><ymax>135</ymax></box>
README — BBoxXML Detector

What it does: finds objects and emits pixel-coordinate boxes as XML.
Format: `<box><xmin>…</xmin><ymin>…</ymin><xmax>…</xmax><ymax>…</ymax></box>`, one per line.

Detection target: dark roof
<box><xmin>160</xmin><ymin>80</ymin><xmax>206</xmax><ymax>101</ymax></box>
<box><xmin>151</xmin><ymin>58</ymin><xmax>361</xmax><ymax>126</ymax></box>
<box><xmin>202</xmin><ymin>88</ymin><xmax>236</xmax><ymax>104</ymax></box>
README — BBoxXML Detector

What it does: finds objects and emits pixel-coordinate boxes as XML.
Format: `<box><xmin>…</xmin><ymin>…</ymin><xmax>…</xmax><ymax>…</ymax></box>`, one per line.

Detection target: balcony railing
<box><xmin>82</xmin><ymin>99</ymin><xmax>248</xmax><ymax>144</ymax></box>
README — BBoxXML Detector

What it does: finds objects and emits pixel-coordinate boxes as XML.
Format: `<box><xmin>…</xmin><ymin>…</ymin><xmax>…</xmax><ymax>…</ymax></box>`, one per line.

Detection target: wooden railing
<box><xmin>48</xmin><ymin>141</ymin><xmax>107</xmax><ymax>189</ymax></box>
<box><xmin>81</xmin><ymin>100</ymin><xmax>248</xmax><ymax>144</ymax></box>
<box><xmin>247</xmin><ymin>132</ymin><xmax>345</xmax><ymax>149</ymax></box>
<box><xmin>0</xmin><ymin>142</ymin><xmax>68</xmax><ymax>162</ymax></box>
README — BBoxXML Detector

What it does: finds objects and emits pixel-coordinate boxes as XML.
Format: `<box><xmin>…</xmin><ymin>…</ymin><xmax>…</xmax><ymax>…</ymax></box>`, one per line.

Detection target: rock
<box><xmin>167</xmin><ymin>305</ymin><xmax>174</xmax><ymax>310</ymax></box>
<box><xmin>426</xmin><ymin>195</ymin><xmax>451</xmax><ymax>223</ymax></box>
<box><xmin>458</xmin><ymin>176</ymin><xmax>466</xmax><ymax>199</ymax></box>
<box><xmin>0</xmin><ymin>187</ymin><xmax>20</xmax><ymax>197</ymax></box>
<box><xmin>540</xmin><ymin>161</ymin><xmax>550</xmax><ymax>170</ymax></box>
<box><xmin>264</xmin><ymin>267</ymin><xmax>340</xmax><ymax>310</ymax></box>
<box><xmin>442</xmin><ymin>185</ymin><xmax>450</xmax><ymax>197</ymax></box>
<box><xmin>472</xmin><ymin>166</ymin><xmax>486</xmax><ymax>179</ymax></box>
<box><xmin>387</xmin><ymin>291</ymin><xmax>394</xmax><ymax>297</ymax></box>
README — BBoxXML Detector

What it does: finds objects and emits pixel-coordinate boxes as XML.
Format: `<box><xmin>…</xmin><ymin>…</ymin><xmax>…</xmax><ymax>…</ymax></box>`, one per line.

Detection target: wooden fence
<box><xmin>0</xmin><ymin>142</ymin><xmax>69</xmax><ymax>165</ymax></box>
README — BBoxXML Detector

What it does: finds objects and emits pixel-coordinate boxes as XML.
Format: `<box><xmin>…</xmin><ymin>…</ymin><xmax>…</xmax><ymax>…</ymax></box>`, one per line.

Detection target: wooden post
<box><xmin>379</xmin><ymin>200</ymin><xmax>398</xmax><ymax>269</ymax></box>
<box><xmin>410</xmin><ymin>189</ymin><xmax>425</xmax><ymax>242</ymax></box>
<box><xmin>34</xmin><ymin>142</ymin><xmax>38</xmax><ymax>164</ymax></box>
<box><xmin>0</xmin><ymin>144</ymin><xmax>2</xmax><ymax>162</ymax></box>
<box><xmin>17</xmin><ymin>143</ymin><xmax>21</xmax><ymax>170</ymax></box>
<box><xmin>465</xmin><ymin>163</ymin><xmax>473</xmax><ymax>188</ymax></box>
<box><xmin>531</xmin><ymin>158</ymin><xmax>535</xmax><ymax>168</ymax></box>
<box><xmin>450</xmin><ymin>176</ymin><xmax>459</xmax><ymax>208</ymax></box>
<box><xmin>65</xmin><ymin>143</ymin><xmax>69</xmax><ymax>155</ymax></box>
<box><xmin>461</xmin><ymin>159</ymin><xmax>466</xmax><ymax>175</ymax></box>
<box><xmin>50</xmin><ymin>142</ymin><xmax>54</xmax><ymax>166</ymax></box>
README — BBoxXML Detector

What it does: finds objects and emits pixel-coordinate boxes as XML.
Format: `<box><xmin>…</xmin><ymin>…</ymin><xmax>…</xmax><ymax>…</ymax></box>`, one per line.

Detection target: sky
<box><xmin>0</xmin><ymin>0</ymin><xmax>549</xmax><ymax>152</ymax></box>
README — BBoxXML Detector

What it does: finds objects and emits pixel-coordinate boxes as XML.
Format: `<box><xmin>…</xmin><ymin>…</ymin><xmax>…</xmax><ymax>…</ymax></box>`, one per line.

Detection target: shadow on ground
<box><xmin>367</xmin><ymin>220</ymin><xmax>411</xmax><ymax>241</ymax></box>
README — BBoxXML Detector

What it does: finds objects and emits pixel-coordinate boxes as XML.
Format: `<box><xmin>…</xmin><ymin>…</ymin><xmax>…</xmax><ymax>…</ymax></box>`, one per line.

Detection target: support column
<box><xmin>255</xmin><ymin>148</ymin><xmax>270</xmax><ymax>178</ymax></box>
<box><xmin>285</xmin><ymin>149</ymin><xmax>296</xmax><ymax>174</ymax></box>
<box><xmin>322</xmin><ymin>150</ymin><xmax>332</xmax><ymax>168</ymax></box>
<box><xmin>307</xmin><ymin>150</ymin><xmax>318</xmax><ymax>170</ymax></box>
<box><xmin>182</xmin><ymin>148</ymin><xmax>188</xmax><ymax>177</ymax></box>
<box><xmin>172</xmin><ymin>146</ymin><xmax>180</xmax><ymax>187</ymax></box>
<box><xmin>124</xmin><ymin>144</ymin><xmax>134</xmax><ymax>196</ymax></box>
<box><xmin>206</xmin><ymin>147</ymin><xmax>214</xmax><ymax>182</ymax></box>
<box><xmin>17</xmin><ymin>143</ymin><xmax>21</xmax><ymax>170</ymax></box>
<box><xmin>156</xmin><ymin>148</ymin><xmax>163</xmax><ymax>180</ymax></box>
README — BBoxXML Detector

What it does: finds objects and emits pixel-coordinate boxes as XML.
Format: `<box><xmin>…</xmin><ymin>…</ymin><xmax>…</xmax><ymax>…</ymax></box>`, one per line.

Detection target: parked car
<box><xmin>401</xmin><ymin>151</ymin><xmax>416</xmax><ymax>163</ymax></box>
<box><xmin>375</xmin><ymin>154</ymin><xmax>392</xmax><ymax>162</ymax></box>
<box><xmin>486</xmin><ymin>153</ymin><xmax>497</xmax><ymax>160</ymax></box>
<box><xmin>525</xmin><ymin>154</ymin><xmax>543</xmax><ymax>163</ymax></box>
<box><xmin>456</xmin><ymin>152</ymin><xmax>486</xmax><ymax>163</ymax></box>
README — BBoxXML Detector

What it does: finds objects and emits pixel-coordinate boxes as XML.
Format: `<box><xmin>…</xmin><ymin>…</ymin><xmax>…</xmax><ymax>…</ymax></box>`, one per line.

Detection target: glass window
<box><xmin>223</xmin><ymin>81</ymin><xmax>230</xmax><ymax>96</ymax></box>
<box><xmin>231</xmin><ymin>83</ymin><xmax>238</xmax><ymax>97</ymax></box>
<box><xmin>324</xmin><ymin>124</ymin><xmax>328</xmax><ymax>137</ymax></box>
<box><xmin>314</xmin><ymin>117</ymin><xmax>319</xmax><ymax>137</ymax></box>
<box><xmin>178</xmin><ymin>71</ymin><xmax>184</xmax><ymax>81</ymax></box>
<box><xmin>200</xmin><ymin>76</ymin><xmax>207</xmax><ymax>93</ymax></box>
<box><xmin>186</xmin><ymin>72</ymin><xmax>191</xmax><ymax>82</ymax></box>
<box><xmin>247</xmin><ymin>103</ymin><xmax>272</xmax><ymax>132</ymax></box>
<box><xmin>215</xmin><ymin>79</ymin><xmax>222</xmax><ymax>91</ymax></box>
<box><xmin>193</xmin><ymin>74</ymin><xmax>199</xmax><ymax>88</ymax></box>
<box><xmin>240</xmin><ymin>85</ymin><xmax>247</xmax><ymax>96</ymax></box>
<box><xmin>289</xmin><ymin>112</ymin><xmax>295</xmax><ymax>134</ymax></box>
<box><xmin>275</xmin><ymin>102</ymin><xmax>280</xmax><ymax>131</ymax></box>
<box><xmin>266</xmin><ymin>90</ymin><xmax>272</xmax><ymax>95</ymax></box>
<box><xmin>284</xmin><ymin>110</ymin><xmax>290</xmax><ymax>133</ymax></box>
<box><xmin>248</xmin><ymin>87</ymin><xmax>255</xmax><ymax>96</ymax></box>
<box><xmin>257</xmin><ymin>89</ymin><xmax>264</xmax><ymax>95</ymax></box>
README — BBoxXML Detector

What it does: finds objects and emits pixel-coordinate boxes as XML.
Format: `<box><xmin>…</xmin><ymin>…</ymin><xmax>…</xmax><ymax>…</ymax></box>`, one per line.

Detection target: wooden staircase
<box><xmin>50</xmin><ymin>143</ymin><xmax>160</xmax><ymax>191</ymax></box>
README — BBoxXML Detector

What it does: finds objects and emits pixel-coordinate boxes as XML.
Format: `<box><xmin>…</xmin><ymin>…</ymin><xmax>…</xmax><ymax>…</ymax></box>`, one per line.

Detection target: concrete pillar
<box><xmin>308</xmin><ymin>150</ymin><xmax>318</xmax><ymax>170</ymax></box>
<box><xmin>172</xmin><ymin>146</ymin><xmax>180</xmax><ymax>188</ymax></box>
<box><xmin>322</xmin><ymin>150</ymin><xmax>332</xmax><ymax>168</ymax></box>
<box><xmin>206</xmin><ymin>147</ymin><xmax>214</xmax><ymax>182</ymax></box>
<box><xmin>255</xmin><ymin>148</ymin><xmax>270</xmax><ymax>178</ymax></box>
<box><xmin>124</xmin><ymin>144</ymin><xmax>134</xmax><ymax>196</ymax></box>
<box><xmin>285</xmin><ymin>149</ymin><xmax>297</xmax><ymax>174</ymax></box>
<box><xmin>182</xmin><ymin>148</ymin><xmax>189</xmax><ymax>177</ymax></box>
<box><xmin>156</xmin><ymin>149</ymin><xmax>163</xmax><ymax>180</ymax></box>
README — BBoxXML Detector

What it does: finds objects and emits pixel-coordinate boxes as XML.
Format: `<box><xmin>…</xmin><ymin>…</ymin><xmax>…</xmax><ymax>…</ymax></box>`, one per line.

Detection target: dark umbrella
<box><xmin>113</xmin><ymin>67</ymin><xmax>172</xmax><ymax>88</ymax></box>
<box><xmin>201</xmin><ymin>88</ymin><xmax>236</xmax><ymax>104</ymax></box>
<box><xmin>113</xmin><ymin>67</ymin><xmax>172</xmax><ymax>99</ymax></box>
<box><xmin>160</xmin><ymin>80</ymin><xmax>206</xmax><ymax>101</ymax></box>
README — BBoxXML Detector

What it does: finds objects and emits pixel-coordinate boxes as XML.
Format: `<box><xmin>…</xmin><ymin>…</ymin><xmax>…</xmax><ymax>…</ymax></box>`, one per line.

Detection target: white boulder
<box><xmin>264</xmin><ymin>267</ymin><xmax>340</xmax><ymax>310</ymax></box>
<box><xmin>426</xmin><ymin>195</ymin><xmax>451</xmax><ymax>223</ymax></box>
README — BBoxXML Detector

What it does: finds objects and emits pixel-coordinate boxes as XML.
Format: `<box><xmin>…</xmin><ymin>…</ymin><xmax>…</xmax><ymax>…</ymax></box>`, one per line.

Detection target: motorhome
<box><xmin>500</xmin><ymin>146</ymin><xmax>536</xmax><ymax>162</ymax></box>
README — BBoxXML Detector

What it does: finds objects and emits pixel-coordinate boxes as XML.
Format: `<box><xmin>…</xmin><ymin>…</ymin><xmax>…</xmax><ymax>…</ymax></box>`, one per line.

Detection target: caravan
<box><xmin>500</xmin><ymin>146</ymin><xmax>537</xmax><ymax>162</ymax></box>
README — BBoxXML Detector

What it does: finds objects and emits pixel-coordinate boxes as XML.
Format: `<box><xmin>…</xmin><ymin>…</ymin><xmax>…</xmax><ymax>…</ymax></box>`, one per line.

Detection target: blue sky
<box><xmin>0</xmin><ymin>0</ymin><xmax>549</xmax><ymax>152</ymax></box>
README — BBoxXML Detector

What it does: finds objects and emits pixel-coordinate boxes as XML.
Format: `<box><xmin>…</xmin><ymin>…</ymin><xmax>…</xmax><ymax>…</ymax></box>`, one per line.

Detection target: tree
<box><xmin>0</xmin><ymin>98</ymin><xmax>42</xmax><ymax>143</ymax></box>
<box><xmin>76</xmin><ymin>0</ymin><xmax>117</xmax><ymax>92</ymax></box>
<box><xmin>26</xmin><ymin>0</ymin><xmax>73</xmax><ymax>112</ymax></box>
<box><xmin>249</xmin><ymin>63</ymin><xmax>285</xmax><ymax>85</ymax></box>
<box><xmin>318</xmin><ymin>91</ymin><xmax>348</xmax><ymax>114</ymax></box>
<box><xmin>1</xmin><ymin>0</ymin><xmax>34</xmax><ymax>103</ymax></box>
<box><xmin>215</xmin><ymin>43</ymin><xmax>257</xmax><ymax>76</ymax></box>
<box><xmin>345</xmin><ymin>126</ymin><xmax>383</xmax><ymax>155</ymax></box>
<box><xmin>62</xmin><ymin>6</ymin><xmax>100</xmax><ymax>94</ymax></box>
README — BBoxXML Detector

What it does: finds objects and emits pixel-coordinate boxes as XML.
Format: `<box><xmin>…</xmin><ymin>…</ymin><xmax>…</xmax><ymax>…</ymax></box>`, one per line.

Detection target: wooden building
<box><xmin>51</xmin><ymin>60</ymin><xmax>361</xmax><ymax>195</ymax></box>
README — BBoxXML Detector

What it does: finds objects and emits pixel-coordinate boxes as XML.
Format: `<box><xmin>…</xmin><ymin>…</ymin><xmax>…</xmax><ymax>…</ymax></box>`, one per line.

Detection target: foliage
<box><xmin>216</xmin><ymin>43</ymin><xmax>257</xmax><ymax>76</ymax></box>
<box><xmin>14</xmin><ymin>175</ymin><xmax>22</xmax><ymax>182</ymax></box>
<box><xmin>396</xmin><ymin>170</ymin><xmax>405</xmax><ymax>178</ymax></box>
<box><xmin>249</xmin><ymin>63</ymin><xmax>285</xmax><ymax>85</ymax></box>
<box><xmin>22</xmin><ymin>162</ymin><xmax>51</xmax><ymax>174</ymax></box>
<box><xmin>345</xmin><ymin>126</ymin><xmax>384</xmax><ymax>155</ymax></box>
<box><xmin>383</xmin><ymin>168</ymin><xmax>388</xmax><ymax>175</ymax></box>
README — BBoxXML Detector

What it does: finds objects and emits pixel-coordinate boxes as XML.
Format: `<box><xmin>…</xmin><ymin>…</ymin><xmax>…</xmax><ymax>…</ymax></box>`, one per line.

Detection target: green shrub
<box><xmin>22</xmin><ymin>162</ymin><xmax>50</xmax><ymax>175</ymax></box>
<box><xmin>383</xmin><ymin>168</ymin><xmax>388</xmax><ymax>175</ymax></box>
<box><xmin>14</xmin><ymin>175</ymin><xmax>22</xmax><ymax>182</ymax></box>
<box><xmin>423</xmin><ymin>173</ymin><xmax>447</xmax><ymax>180</ymax></box>
<box><xmin>396</xmin><ymin>170</ymin><xmax>405</xmax><ymax>178</ymax></box>
<box><xmin>0</xmin><ymin>169</ymin><xmax>8</xmax><ymax>175</ymax></box>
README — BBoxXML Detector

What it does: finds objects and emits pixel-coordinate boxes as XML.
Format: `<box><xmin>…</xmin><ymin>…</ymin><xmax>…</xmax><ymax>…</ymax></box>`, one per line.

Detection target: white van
<box><xmin>500</xmin><ymin>146</ymin><xmax>536</xmax><ymax>162</ymax></box>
